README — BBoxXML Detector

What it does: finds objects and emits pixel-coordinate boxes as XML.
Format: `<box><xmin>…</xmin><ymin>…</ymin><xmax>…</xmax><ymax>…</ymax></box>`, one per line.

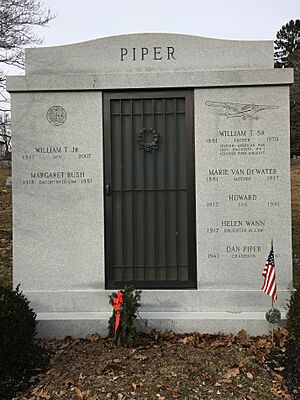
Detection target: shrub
<box><xmin>109</xmin><ymin>286</ymin><xmax>141</xmax><ymax>347</ymax></box>
<box><xmin>286</xmin><ymin>288</ymin><xmax>300</xmax><ymax>347</ymax></box>
<box><xmin>0</xmin><ymin>285</ymin><xmax>37</xmax><ymax>377</ymax></box>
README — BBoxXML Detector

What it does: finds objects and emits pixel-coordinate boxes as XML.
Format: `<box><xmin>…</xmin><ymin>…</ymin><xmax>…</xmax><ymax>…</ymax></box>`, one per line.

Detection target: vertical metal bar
<box><xmin>174</xmin><ymin>98</ymin><xmax>179</xmax><ymax>281</ymax></box>
<box><xmin>185</xmin><ymin>91</ymin><xmax>197</xmax><ymax>287</ymax></box>
<box><xmin>120</xmin><ymin>99</ymin><xmax>124</xmax><ymax>285</ymax></box>
<box><xmin>163</xmin><ymin>98</ymin><xmax>168</xmax><ymax>278</ymax></box>
<box><xmin>142</xmin><ymin>99</ymin><xmax>146</xmax><ymax>276</ymax></box>
<box><xmin>131</xmin><ymin>99</ymin><xmax>135</xmax><ymax>282</ymax></box>
<box><xmin>103</xmin><ymin>94</ymin><xmax>113</xmax><ymax>288</ymax></box>
<box><xmin>152</xmin><ymin>99</ymin><xmax>157</xmax><ymax>281</ymax></box>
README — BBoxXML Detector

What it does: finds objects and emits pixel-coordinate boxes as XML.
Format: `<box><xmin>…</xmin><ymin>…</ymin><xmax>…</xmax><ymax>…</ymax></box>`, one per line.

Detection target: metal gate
<box><xmin>103</xmin><ymin>91</ymin><xmax>196</xmax><ymax>289</ymax></box>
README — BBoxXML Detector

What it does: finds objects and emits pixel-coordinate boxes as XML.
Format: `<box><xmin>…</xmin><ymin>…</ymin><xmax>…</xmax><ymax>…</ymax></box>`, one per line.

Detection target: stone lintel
<box><xmin>7</xmin><ymin>68</ymin><xmax>293</xmax><ymax>92</ymax></box>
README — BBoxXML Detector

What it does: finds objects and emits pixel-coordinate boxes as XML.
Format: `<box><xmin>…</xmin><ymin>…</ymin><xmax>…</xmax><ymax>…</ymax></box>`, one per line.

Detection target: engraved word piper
<box><xmin>120</xmin><ymin>46</ymin><xmax>176</xmax><ymax>61</ymax></box>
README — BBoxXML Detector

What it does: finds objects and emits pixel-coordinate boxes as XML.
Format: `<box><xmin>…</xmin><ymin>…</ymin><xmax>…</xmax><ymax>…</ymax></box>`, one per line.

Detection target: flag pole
<box><xmin>271</xmin><ymin>297</ymin><xmax>274</xmax><ymax>343</ymax></box>
<box><xmin>271</xmin><ymin>238</ymin><xmax>274</xmax><ymax>343</ymax></box>
<box><xmin>263</xmin><ymin>238</ymin><xmax>280</xmax><ymax>344</ymax></box>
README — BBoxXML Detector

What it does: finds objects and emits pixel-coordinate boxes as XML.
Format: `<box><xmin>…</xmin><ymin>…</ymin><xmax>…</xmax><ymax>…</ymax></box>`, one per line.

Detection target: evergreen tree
<box><xmin>274</xmin><ymin>19</ymin><xmax>300</xmax><ymax>68</ymax></box>
<box><xmin>274</xmin><ymin>20</ymin><xmax>300</xmax><ymax>155</ymax></box>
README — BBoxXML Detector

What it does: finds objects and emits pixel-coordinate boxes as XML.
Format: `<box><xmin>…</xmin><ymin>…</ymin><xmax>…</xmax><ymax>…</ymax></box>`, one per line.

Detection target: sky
<box><xmin>33</xmin><ymin>0</ymin><xmax>298</xmax><ymax>46</ymax></box>
<box><xmin>3</xmin><ymin>0</ymin><xmax>300</xmax><ymax>77</ymax></box>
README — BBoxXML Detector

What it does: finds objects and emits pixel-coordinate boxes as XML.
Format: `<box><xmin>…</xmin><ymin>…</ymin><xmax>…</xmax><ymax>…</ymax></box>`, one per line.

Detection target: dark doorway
<box><xmin>103</xmin><ymin>91</ymin><xmax>196</xmax><ymax>289</ymax></box>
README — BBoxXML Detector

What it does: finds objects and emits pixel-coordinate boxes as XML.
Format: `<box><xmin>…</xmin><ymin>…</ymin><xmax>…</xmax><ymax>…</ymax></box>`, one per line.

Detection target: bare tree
<box><xmin>0</xmin><ymin>0</ymin><xmax>55</xmax><ymax>69</ymax></box>
<box><xmin>0</xmin><ymin>113</ymin><xmax>11</xmax><ymax>159</ymax></box>
<box><xmin>0</xmin><ymin>0</ymin><xmax>55</xmax><ymax>153</ymax></box>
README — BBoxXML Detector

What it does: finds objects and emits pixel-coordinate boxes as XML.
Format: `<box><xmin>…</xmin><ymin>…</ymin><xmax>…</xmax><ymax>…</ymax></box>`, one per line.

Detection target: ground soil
<box><xmin>269</xmin><ymin>339</ymin><xmax>300</xmax><ymax>400</ymax></box>
<box><xmin>0</xmin><ymin>329</ymin><xmax>297</xmax><ymax>400</ymax></box>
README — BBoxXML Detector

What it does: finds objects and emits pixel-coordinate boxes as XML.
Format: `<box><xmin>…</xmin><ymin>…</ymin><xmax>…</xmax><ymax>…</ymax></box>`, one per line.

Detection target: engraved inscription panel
<box><xmin>12</xmin><ymin>92</ymin><xmax>104</xmax><ymax>291</ymax></box>
<box><xmin>195</xmin><ymin>86</ymin><xmax>292</xmax><ymax>292</ymax></box>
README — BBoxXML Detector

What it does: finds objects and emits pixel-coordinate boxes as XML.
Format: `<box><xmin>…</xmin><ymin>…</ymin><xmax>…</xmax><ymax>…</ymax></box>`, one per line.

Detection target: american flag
<box><xmin>261</xmin><ymin>244</ymin><xmax>277</xmax><ymax>302</ymax></box>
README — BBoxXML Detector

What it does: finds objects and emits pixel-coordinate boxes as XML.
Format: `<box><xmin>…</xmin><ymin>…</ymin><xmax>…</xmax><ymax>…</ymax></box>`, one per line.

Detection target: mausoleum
<box><xmin>7</xmin><ymin>33</ymin><xmax>294</xmax><ymax>337</ymax></box>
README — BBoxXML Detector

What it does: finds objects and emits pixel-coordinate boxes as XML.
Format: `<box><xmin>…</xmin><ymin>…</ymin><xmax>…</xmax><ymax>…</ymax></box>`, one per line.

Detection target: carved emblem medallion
<box><xmin>46</xmin><ymin>106</ymin><xmax>67</xmax><ymax>126</ymax></box>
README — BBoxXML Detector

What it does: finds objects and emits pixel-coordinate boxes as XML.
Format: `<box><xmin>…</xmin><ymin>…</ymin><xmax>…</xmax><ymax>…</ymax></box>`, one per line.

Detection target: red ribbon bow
<box><xmin>113</xmin><ymin>290</ymin><xmax>123</xmax><ymax>333</ymax></box>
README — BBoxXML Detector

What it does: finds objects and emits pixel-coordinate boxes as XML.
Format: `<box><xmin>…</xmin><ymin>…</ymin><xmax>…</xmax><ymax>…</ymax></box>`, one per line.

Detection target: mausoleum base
<box><xmin>36</xmin><ymin>312</ymin><xmax>286</xmax><ymax>339</ymax></box>
<box><xmin>25</xmin><ymin>289</ymin><xmax>290</xmax><ymax>338</ymax></box>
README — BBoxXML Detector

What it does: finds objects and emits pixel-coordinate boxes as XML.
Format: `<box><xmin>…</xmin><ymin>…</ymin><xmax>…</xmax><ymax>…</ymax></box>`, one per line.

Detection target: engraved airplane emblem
<box><xmin>205</xmin><ymin>101</ymin><xmax>279</xmax><ymax>120</ymax></box>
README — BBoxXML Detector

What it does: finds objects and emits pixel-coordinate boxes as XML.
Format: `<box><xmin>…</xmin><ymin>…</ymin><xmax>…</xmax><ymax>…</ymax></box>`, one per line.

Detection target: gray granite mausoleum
<box><xmin>7</xmin><ymin>33</ymin><xmax>294</xmax><ymax>337</ymax></box>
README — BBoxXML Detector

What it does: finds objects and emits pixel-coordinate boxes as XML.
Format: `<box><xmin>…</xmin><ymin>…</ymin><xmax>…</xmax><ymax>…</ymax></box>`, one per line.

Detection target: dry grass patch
<box><xmin>0</xmin><ymin>167</ymin><xmax>12</xmax><ymax>289</ymax></box>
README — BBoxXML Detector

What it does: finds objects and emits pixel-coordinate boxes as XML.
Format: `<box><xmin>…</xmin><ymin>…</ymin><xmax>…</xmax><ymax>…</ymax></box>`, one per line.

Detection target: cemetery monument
<box><xmin>7</xmin><ymin>33</ymin><xmax>294</xmax><ymax>337</ymax></box>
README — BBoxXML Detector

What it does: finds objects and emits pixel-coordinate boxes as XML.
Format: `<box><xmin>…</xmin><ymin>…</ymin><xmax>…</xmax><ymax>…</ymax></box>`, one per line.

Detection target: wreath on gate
<box><xmin>137</xmin><ymin>128</ymin><xmax>159</xmax><ymax>152</ymax></box>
